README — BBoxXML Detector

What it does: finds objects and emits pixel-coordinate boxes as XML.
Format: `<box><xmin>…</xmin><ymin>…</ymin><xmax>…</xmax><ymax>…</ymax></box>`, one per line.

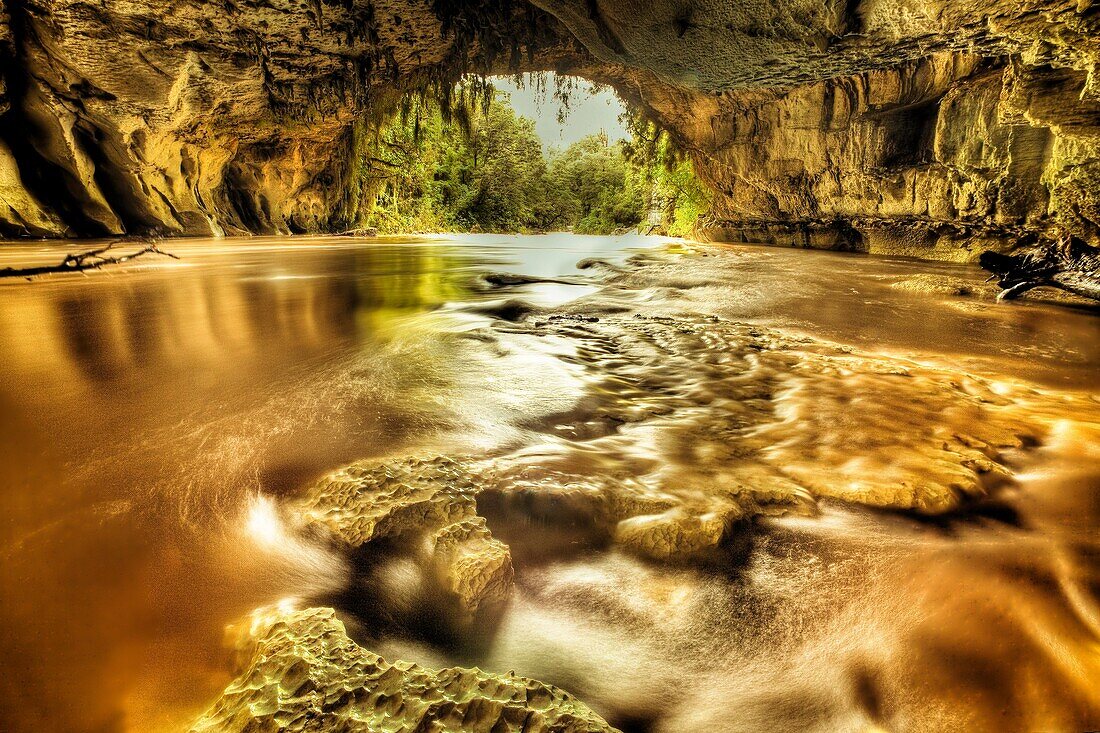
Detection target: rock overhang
<box><xmin>0</xmin><ymin>0</ymin><xmax>1098</xmax><ymax>258</ymax></box>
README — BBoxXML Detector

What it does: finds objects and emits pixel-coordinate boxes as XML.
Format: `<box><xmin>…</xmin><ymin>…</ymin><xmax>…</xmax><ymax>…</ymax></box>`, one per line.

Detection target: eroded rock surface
<box><xmin>297</xmin><ymin>456</ymin><xmax>514</xmax><ymax>617</ymax></box>
<box><xmin>1</xmin><ymin>1</ymin><xmax>1099</xmax><ymax>260</ymax></box>
<box><xmin>431</xmin><ymin>516</ymin><xmax>514</xmax><ymax>615</ymax></box>
<box><xmin>683</xmin><ymin>50</ymin><xmax>1100</xmax><ymax>258</ymax></box>
<box><xmin>613</xmin><ymin>508</ymin><xmax>732</xmax><ymax>561</ymax></box>
<box><xmin>190</xmin><ymin>606</ymin><xmax>618</xmax><ymax>733</ymax></box>
<box><xmin>299</xmin><ymin>456</ymin><xmax>482</xmax><ymax>547</ymax></box>
<box><xmin>292</xmin><ymin>289</ymin><xmax>1081</xmax><ymax>568</ymax></box>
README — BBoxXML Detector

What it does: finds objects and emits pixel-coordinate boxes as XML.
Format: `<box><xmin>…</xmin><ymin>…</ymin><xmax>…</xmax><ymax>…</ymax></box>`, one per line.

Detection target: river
<box><xmin>0</xmin><ymin>233</ymin><xmax>1097</xmax><ymax>732</ymax></box>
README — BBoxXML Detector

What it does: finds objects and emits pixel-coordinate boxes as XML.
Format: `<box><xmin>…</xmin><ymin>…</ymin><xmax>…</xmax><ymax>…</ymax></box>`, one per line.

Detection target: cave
<box><xmin>0</xmin><ymin>0</ymin><xmax>1096</xmax><ymax>259</ymax></box>
<box><xmin>2</xmin><ymin>3</ymin><xmax>1100</xmax><ymax>733</ymax></box>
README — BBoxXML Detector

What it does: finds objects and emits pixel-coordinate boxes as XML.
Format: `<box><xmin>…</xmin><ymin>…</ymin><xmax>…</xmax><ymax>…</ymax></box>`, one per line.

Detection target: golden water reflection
<box><xmin>0</xmin><ymin>234</ymin><xmax>1097</xmax><ymax>732</ymax></box>
<box><xmin>0</xmin><ymin>237</ymin><xmax>501</xmax><ymax>732</ymax></box>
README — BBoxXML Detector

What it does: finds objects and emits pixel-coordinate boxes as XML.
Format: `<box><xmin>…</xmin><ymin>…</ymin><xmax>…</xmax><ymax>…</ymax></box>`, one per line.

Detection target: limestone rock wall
<box><xmin>0</xmin><ymin>0</ymin><xmax>574</xmax><ymax>238</ymax></box>
<box><xmin>1</xmin><ymin>0</ymin><xmax>1099</xmax><ymax>261</ymax></box>
<box><xmin>680</xmin><ymin>55</ymin><xmax>1100</xmax><ymax>259</ymax></box>
<box><xmin>583</xmin><ymin>0</ymin><xmax>1100</xmax><ymax>259</ymax></box>
<box><xmin>0</xmin><ymin>0</ymin><xmax>373</xmax><ymax>236</ymax></box>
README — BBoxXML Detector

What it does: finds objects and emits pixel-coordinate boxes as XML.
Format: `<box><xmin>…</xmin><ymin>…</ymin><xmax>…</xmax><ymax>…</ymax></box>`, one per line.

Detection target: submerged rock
<box><xmin>190</xmin><ymin>607</ymin><xmax>618</xmax><ymax>733</ymax></box>
<box><xmin>614</xmin><ymin>508</ymin><xmax>735</xmax><ymax>561</ymax></box>
<box><xmin>338</xmin><ymin>227</ymin><xmax>380</xmax><ymax>238</ymax></box>
<box><xmin>890</xmin><ymin>274</ymin><xmax>999</xmax><ymax>298</ymax></box>
<box><xmin>492</xmin><ymin>306</ymin><xmax>1057</xmax><ymax>516</ymax></box>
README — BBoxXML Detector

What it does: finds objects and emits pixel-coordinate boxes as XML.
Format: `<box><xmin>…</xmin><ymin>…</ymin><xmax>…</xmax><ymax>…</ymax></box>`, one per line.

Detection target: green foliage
<box><xmin>359</xmin><ymin>86</ymin><xmax>549</xmax><ymax>233</ymax></box>
<box><xmin>654</xmin><ymin>154</ymin><xmax>712</xmax><ymax>237</ymax></box>
<box><xmin>620</xmin><ymin>112</ymin><xmax>712</xmax><ymax>237</ymax></box>
<box><xmin>357</xmin><ymin>81</ymin><xmax>709</xmax><ymax>236</ymax></box>
<box><xmin>546</xmin><ymin>133</ymin><xmax>645</xmax><ymax>234</ymax></box>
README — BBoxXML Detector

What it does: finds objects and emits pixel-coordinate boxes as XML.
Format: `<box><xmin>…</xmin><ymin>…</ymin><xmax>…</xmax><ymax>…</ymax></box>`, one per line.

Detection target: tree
<box><xmin>620</xmin><ymin>111</ymin><xmax>712</xmax><ymax>237</ymax></box>
<box><xmin>546</xmin><ymin>133</ymin><xmax>645</xmax><ymax>234</ymax></box>
<box><xmin>355</xmin><ymin>81</ymin><xmax>708</xmax><ymax>236</ymax></box>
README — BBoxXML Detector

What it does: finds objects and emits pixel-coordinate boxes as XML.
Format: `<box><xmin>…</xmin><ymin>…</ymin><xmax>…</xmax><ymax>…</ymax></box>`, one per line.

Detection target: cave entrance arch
<box><xmin>351</xmin><ymin>72</ymin><xmax>694</xmax><ymax>237</ymax></box>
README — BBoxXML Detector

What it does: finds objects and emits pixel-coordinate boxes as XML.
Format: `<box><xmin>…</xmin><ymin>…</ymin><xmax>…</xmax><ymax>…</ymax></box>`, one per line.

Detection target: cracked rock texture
<box><xmin>1</xmin><ymin>0</ymin><xmax>1099</xmax><ymax>259</ymax></box>
<box><xmin>298</xmin><ymin>456</ymin><xmax>483</xmax><ymax>547</ymax></box>
<box><xmin>431</xmin><ymin>516</ymin><xmax>514</xmax><ymax>615</ymax></box>
<box><xmin>190</xmin><ymin>606</ymin><xmax>618</xmax><ymax>733</ymax></box>
<box><xmin>297</xmin><ymin>456</ymin><xmax>514</xmax><ymax>616</ymax></box>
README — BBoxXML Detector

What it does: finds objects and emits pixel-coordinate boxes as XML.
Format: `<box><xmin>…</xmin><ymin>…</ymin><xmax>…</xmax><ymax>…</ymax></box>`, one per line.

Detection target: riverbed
<box><xmin>1</xmin><ymin>233</ymin><xmax>1098</xmax><ymax>732</ymax></box>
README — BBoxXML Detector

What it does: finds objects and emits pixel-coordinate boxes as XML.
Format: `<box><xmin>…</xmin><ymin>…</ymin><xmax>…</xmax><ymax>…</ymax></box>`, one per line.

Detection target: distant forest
<box><xmin>356</xmin><ymin>81</ymin><xmax>710</xmax><ymax>236</ymax></box>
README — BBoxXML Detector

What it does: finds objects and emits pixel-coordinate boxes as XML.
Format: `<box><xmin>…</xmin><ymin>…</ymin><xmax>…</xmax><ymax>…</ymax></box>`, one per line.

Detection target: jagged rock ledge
<box><xmin>295</xmin><ymin>456</ymin><xmax>515</xmax><ymax>619</ymax></box>
<box><xmin>694</xmin><ymin>217</ymin><xmax>1042</xmax><ymax>263</ymax></box>
<box><xmin>190</xmin><ymin>606</ymin><xmax>618</xmax><ymax>733</ymax></box>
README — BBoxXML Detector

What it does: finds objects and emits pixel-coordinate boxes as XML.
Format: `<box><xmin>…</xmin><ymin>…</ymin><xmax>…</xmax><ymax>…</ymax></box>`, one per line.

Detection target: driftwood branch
<box><xmin>0</xmin><ymin>239</ymin><xmax>180</xmax><ymax>280</ymax></box>
<box><xmin>336</xmin><ymin>227</ymin><xmax>379</xmax><ymax>237</ymax></box>
<box><xmin>979</xmin><ymin>236</ymin><xmax>1100</xmax><ymax>303</ymax></box>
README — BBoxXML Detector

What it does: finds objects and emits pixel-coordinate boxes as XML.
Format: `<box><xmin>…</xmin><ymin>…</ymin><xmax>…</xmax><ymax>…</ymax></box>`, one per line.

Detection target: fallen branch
<box><xmin>979</xmin><ymin>235</ymin><xmax>1100</xmax><ymax>303</ymax></box>
<box><xmin>335</xmin><ymin>227</ymin><xmax>379</xmax><ymax>237</ymax></box>
<box><xmin>0</xmin><ymin>239</ymin><xmax>180</xmax><ymax>280</ymax></box>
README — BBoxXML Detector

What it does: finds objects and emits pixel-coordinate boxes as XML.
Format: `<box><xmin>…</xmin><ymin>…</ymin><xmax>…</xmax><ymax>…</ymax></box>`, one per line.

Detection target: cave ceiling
<box><xmin>0</xmin><ymin>0</ymin><xmax>1097</xmax><ymax>257</ymax></box>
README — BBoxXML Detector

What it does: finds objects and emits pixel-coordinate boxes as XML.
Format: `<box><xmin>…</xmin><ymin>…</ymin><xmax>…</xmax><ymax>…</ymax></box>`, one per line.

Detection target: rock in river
<box><xmin>296</xmin><ymin>456</ymin><xmax>515</xmax><ymax>617</ymax></box>
<box><xmin>190</xmin><ymin>606</ymin><xmax>618</xmax><ymax>733</ymax></box>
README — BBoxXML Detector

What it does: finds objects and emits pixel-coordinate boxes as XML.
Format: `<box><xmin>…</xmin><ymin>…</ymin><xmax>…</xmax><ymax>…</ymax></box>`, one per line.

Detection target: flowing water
<box><xmin>0</xmin><ymin>233</ymin><xmax>1098</xmax><ymax>733</ymax></box>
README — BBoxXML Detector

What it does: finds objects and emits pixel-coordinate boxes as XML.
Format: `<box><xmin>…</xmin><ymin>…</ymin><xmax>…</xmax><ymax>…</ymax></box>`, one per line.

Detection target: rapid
<box><xmin>0</xmin><ymin>233</ymin><xmax>1097</xmax><ymax>732</ymax></box>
